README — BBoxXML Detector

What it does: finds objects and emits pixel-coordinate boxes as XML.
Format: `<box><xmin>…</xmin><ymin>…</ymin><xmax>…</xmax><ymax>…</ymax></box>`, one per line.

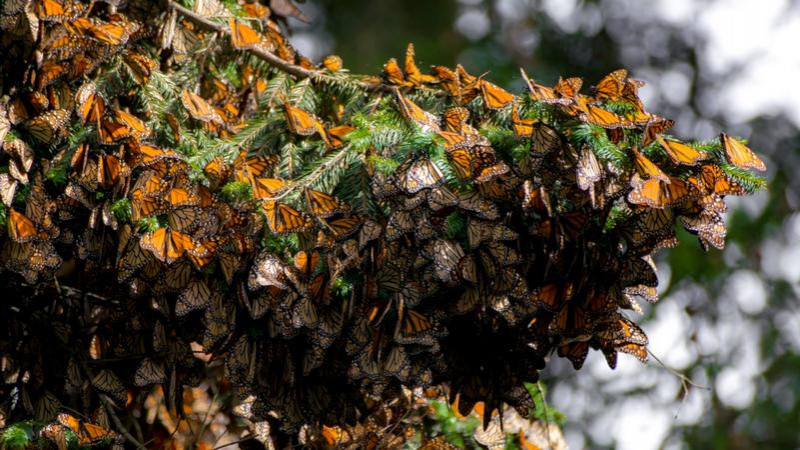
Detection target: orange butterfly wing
<box><xmin>8</xmin><ymin>209</ymin><xmax>41</xmax><ymax>243</ymax></box>
<box><xmin>631</xmin><ymin>147</ymin><xmax>669</xmax><ymax>183</ymax></box>
<box><xmin>721</xmin><ymin>133</ymin><xmax>765</xmax><ymax>171</ymax></box>
<box><xmin>229</xmin><ymin>18</ymin><xmax>265</xmax><ymax>50</ymax></box>
<box><xmin>655</xmin><ymin>135</ymin><xmax>709</xmax><ymax>166</ymax></box>
<box><xmin>479</xmin><ymin>80</ymin><xmax>514</xmax><ymax>109</ymax></box>
<box><xmin>262</xmin><ymin>200</ymin><xmax>315</xmax><ymax>234</ymax></box>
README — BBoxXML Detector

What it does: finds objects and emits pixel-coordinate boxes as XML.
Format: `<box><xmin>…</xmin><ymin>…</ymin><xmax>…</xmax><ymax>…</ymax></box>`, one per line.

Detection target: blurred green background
<box><xmin>287</xmin><ymin>0</ymin><xmax>796</xmax><ymax>448</ymax></box>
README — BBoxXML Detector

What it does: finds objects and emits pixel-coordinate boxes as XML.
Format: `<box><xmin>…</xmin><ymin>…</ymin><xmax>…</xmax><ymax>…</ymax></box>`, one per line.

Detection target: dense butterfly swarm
<box><xmin>0</xmin><ymin>0</ymin><xmax>766</xmax><ymax>448</ymax></box>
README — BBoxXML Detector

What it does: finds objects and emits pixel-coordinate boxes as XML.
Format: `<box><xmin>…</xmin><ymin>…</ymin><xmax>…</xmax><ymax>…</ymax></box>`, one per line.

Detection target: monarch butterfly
<box><xmin>640</xmin><ymin>116</ymin><xmax>674</xmax><ymax>147</ymax></box>
<box><xmin>133</xmin><ymin>358</ymin><xmax>166</xmax><ymax>386</ymax></box>
<box><xmin>175</xmin><ymin>279</ymin><xmax>212</xmax><ymax>316</ymax></box>
<box><xmin>185</xmin><ymin>238</ymin><xmax>218</xmax><ymax>269</ymax></box>
<box><xmin>325</xmin><ymin>124</ymin><xmax>355</xmax><ymax>149</ymax></box>
<box><xmin>95</xmin><ymin>154</ymin><xmax>125</xmax><ymax>189</ymax></box>
<box><xmin>305</xmin><ymin>189</ymin><xmax>350</xmax><ymax>218</ymax></box>
<box><xmin>114</xmin><ymin>109</ymin><xmax>150</xmax><ymax>138</ymax></box>
<box><xmin>553</xmin><ymin>76</ymin><xmax>583</xmax><ymax>99</ymax></box>
<box><xmin>284</xmin><ymin>103</ymin><xmax>326</xmax><ymax>139</ymax></box>
<box><xmin>165</xmin><ymin>206</ymin><xmax>201</xmax><ymax>232</ymax></box>
<box><xmin>140</xmin><ymin>228</ymin><xmax>195</xmax><ymax>264</ymax></box>
<box><xmin>398</xmin><ymin>157</ymin><xmax>444</xmax><ymax>193</ymax></box>
<box><xmin>0</xmin><ymin>174</ymin><xmax>18</xmax><ymax>207</ymax></box>
<box><xmin>618</xmin><ymin>255</ymin><xmax>658</xmax><ymax>289</ymax></box>
<box><xmin>97</xmin><ymin>118</ymin><xmax>132</xmax><ymax>145</ymax></box>
<box><xmin>427</xmin><ymin>239</ymin><xmax>465</xmax><ymax>283</ymax></box>
<box><xmin>591</xmin><ymin>68</ymin><xmax>628</xmax><ymax>101</ymax></box>
<box><xmin>251</xmin><ymin>177</ymin><xmax>289</xmax><ymax>199</ymax></box>
<box><xmin>510</xmin><ymin>104</ymin><xmax>537</xmax><ymax>138</ymax></box>
<box><xmin>529</xmin><ymin>284</ymin><xmax>566</xmax><ymax>312</ymax></box>
<box><xmin>395</xmin><ymin>91</ymin><xmax>440</xmax><ymax>132</ymax></box>
<box><xmin>34</xmin><ymin>0</ymin><xmax>87</xmax><ymax>22</ymax></box>
<box><xmin>428</xmin><ymin>186</ymin><xmax>460</xmax><ymax>211</ymax></box>
<box><xmin>458</xmin><ymin>191</ymin><xmax>500</xmax><ymax>220</ymax></box>
<box><xmin>24</xmin><ymin>109</ymin><xmax>69</xmax><ymax>143</ymax></box>
<box><xmin>447</xmin><ymin>146</ymin><xmax>510</xmax><ymax>183</ymax></box>
<box><xmin>616</xmin><ymin>342</ymin><xmax>649</xmax><ymax>362</ymax></box>
<box><xmin>68</xmin><ymin>16</ymin><xmax>138</xmax><ymax>46</ymax></box>
<box><xmin>131</xmin><ymin>189</ymin><xmax>166</xmax><ymax>220</ymax></box>
<box><xmin>322</xmin><ymin>425</ymin><xmax>351</xmax><ymax>446</ymax></box>
<box><xmin>5</xmin><ymin>138</ymin><xmax>34</xmax><ymax>176</ymax></box>
<box><xmin>431</xmin><ymin>65</ymin><xmax>461</xmax><ymax>97</ymax></box>
<box><xmin>443</xmin><ymin>106</ymin><xmax>470</xmax><ymax>133</ymax></box>
<box><xmin>35</xmin><ymin>60</ymin><xmax>67</xmax><ymax>90</ymax></box>
<box><xmin>383</xmin><ymin>57</ymin><xmax>410</xmax><ymax>86</ymax></box>
<box><xmin>558</xmin><ymin>341</ymin><xmax>590</xmax><ymax>369</ymax></box>
<box><xmin>130</xmin><ymin>144</ymin><xmax>183</xmax><ymax>167</ymax></box>
<box><xmin>217</xmin><ymin>250</ymin><xmax>241</xmax><ymax>285</ymax></box>
<box><xmin>8</xmin><ymin>209</ymin><xmax>44</xmax><ymax>243</ymax></box>
<box><xmin>402</xmin><ymin>42</ymin><xmax>437</xmax><ymax>85</ymax></box>
<box><xmin>621</xmin><ymin>75</ymin><xmax>646</xmax><ymax>106</ymax></box>
<box><xmin>455</xmin><ymin>64</ymin><xmax>483</xmax><ymax>102</ymax></box>
<box><xmin>622</xmin><ymin>207</ymin><xmax>678</xmax><ymax>255</ymax></box>
<box><xmin>720</xmin><ymin>133</ymin><xmax>766</xmax><ymax>171</ymax></box>
<box><xmin>164</xmin><ymin>187</ymin><xmax>199</xmax><ymax>207</ymax></box>
<box><xmin>395</xmin><ymin>309</ymin><xmax>442</xmax><ymax>345</ymax></box>
<box><xmin>624</xmin><ymin>284</ymin><xmax>659</xmax><ymax>305</ymax></box>
<box><xmin>655</xmin><ymin>135</ymin><xmax>709</xmax><ymax>166</ymax></box>
<box><xmin>262</xmin><ymin>200</ymin><xmax>315</xmax><ymax>234</ymax></box>
<box><xmin>631</xmin><ymin>147</ymin><xmax>669</xmax><ymax>182</ymax></box>
<box><xmin>519</xmin><ymin>68</ymin><xmax>567</xmax><ymax>105</ymax></box>
<box><xmin>690</xmin><ymin>164</ymin><xmax>746</xmax><ymax>197</ymax></box>
<box><xmin>385</xmin><ymin>210</ymin><xmax>414</xmax><ymax>241</ymax></box>
<box><xmin>202</xmin><ymin>156</ymin><xmax>230</xmax><ymax>188</ymax></box>
<box><xmin>358</xmin><ymin>219</ymin><xmax>382</xmax><ymax>250</ymax></box>
<box><xmin>44</xmin><ymin>32</ymin><xmax>96</xmax><ymax>61</ymax></box>
<box><xmin>229</xmin><ymin>18</ymin><xmax>266</xmax><ymax>50</ymax></box>
<box><xmin>76</xmin><ymin>82</ymin><xmax>105</xmax><ymax>125</ymax></box>
<box><xmin>233</xmin><ymin>150</ymin><xmax>278</xmax><ymax>182</ymax></box>
<box><xmin>467</xmin><ymin>219</ymin><xmax>517</xmax><ymax>249</ymax></box>
<box><xmin>627</xmin><ymin>174</ymin><xmax>692</xmax><ymax>208</ymax></box>
<box><xmin>123</xmin><ymin>50</ymin><xmax>157</xmax><ymax>85</ymax></box>
<box><xmin>34</xmin><ymin>392</ymin><xmax>61</xmax><ymax>423</ymax></box>
<box><xmin>69</xmin><ymin>51</ymin><xmax>106</xmax><ymax>80</ymax></box>
<box><xmin>576</xmin><ymin>145</ymin><xmax>602</xmax><ymax>191</ymax></box>
<box><xmin>679</xmin><ymin>208</ymin><xmax>727</xmax><ymax>250</ymax></box>
<box><xmin>90</xmin><ymin>370</ymin><xmax>127</xmax><ymax>405</ymax></box>
<box><xmin>46</xmin><ymin>83</ymin><xmax>74</xmax><ymax>113</ymax></box>
<box><xmin>56</xmin><ymin>414</ymin><xmax>118</xmax><ymax>447</ymax></box>
<box><xmin>181</xmin><ymin>89</ymin><xmax>223</xmax><ymax>124</ymax></box>
<box><xmin>597</xmin><ymin>316</ymin><xmax>649</xmax><ymax>346</ymax></box>
<box><xmin>436</xmin><ymin>130</ymin><xmax>490</xmax><ymax>151</ymax></box>
<box><xmin>480</xmin><ymin>79</ymin><xmax>514</xmax><ymax>109</ymax></box>
<box><xmin>519</xmin><ymin>126</ymin><xmax>555</xmax><ymax>163</ymax></box>
<box><xmin>583</xmin><ymin>103</ymin><xmax>633</xmax><ymax>129</ymax></box>
<box><xmin>321</xmin><ymin>54</ymin><xmax>343</xmax><ymax>72</ymax></box>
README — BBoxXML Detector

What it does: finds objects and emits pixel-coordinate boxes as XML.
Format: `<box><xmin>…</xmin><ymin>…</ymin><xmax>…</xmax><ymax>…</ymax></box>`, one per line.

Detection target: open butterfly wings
<box><xmin>0</xmin><ymin>6</ymin><xmax>772</xmax><ymax>443</ymax></box>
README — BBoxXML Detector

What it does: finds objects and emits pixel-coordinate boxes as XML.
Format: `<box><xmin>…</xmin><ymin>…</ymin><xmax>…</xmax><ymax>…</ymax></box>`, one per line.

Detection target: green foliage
<box><xmin>524</xmin><ymin>382</ymin><xmax>567</xmax><ymax>426</ymax></box>
<box><xmin>569</xmin><ymin>123</ymin><xmax>627</xmax><ymax>167</ymax></box>
<box><xmin>425</xmin><ymin>400</ymin><xmax>480</xmax><ymax>448</ymax></box>
<box><xmin>111</xmin><ymin>198</ymin><xmax>133</xmax><ymax>223</ymax></box>
<box><xmin>1</xmin><ymin>422</ymin><xmax>34</xmax><ymax>450</ymax></box>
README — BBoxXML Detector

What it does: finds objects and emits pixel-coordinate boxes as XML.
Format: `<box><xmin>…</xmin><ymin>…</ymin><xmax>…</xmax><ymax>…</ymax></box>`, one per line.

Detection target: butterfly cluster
<box><xmin>0</xmin><ymin>0</ymin><xmax>765</xmax><ymax>447</ymax></box>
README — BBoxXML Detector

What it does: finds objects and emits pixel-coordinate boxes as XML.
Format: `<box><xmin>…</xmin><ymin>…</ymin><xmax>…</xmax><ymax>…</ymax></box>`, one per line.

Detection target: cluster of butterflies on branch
<box><xmin>0</xmin><ymin>0</ymin><xmax>765</xmax><ymax>448</ymax></box>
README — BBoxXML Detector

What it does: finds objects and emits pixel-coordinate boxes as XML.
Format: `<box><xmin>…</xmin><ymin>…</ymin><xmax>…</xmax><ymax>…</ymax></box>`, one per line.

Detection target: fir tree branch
<box><xmin>168</xmin><ymin>1</ymin><xmax>392</xmax><ymax>93</ymax></box>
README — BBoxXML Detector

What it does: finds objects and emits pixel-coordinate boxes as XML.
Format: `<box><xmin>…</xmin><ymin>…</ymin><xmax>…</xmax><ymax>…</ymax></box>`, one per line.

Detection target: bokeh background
<box><xmin>283</xmin><ymin>0</ymin><xmax>798</xmax><ymax>448</ymax></box>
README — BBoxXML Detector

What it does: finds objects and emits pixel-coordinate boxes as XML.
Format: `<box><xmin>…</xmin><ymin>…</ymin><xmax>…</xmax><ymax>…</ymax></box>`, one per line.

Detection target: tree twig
<box><xmin>98</xmin><ymin>394</ymin><xmax>148</xmax><ymax>450</ymax></box>
<box><xmin>167</xmin><ymin>1</ymin><xmax>390</xmax><ymax>92</ymax></box>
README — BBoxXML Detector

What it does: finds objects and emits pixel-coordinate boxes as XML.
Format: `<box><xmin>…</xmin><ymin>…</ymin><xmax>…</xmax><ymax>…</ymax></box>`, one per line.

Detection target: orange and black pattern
<box><xmin>0</xmin><ymin>0</ymin><xmax>764</xmax><ymax>448</ymax></box>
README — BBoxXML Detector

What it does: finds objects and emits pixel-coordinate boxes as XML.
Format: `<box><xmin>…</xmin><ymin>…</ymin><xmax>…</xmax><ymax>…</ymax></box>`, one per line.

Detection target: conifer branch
<box><xmin>168</xmin><ymin>1</ymin><xmax>391</xmax><ymax>93</ymax></box>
